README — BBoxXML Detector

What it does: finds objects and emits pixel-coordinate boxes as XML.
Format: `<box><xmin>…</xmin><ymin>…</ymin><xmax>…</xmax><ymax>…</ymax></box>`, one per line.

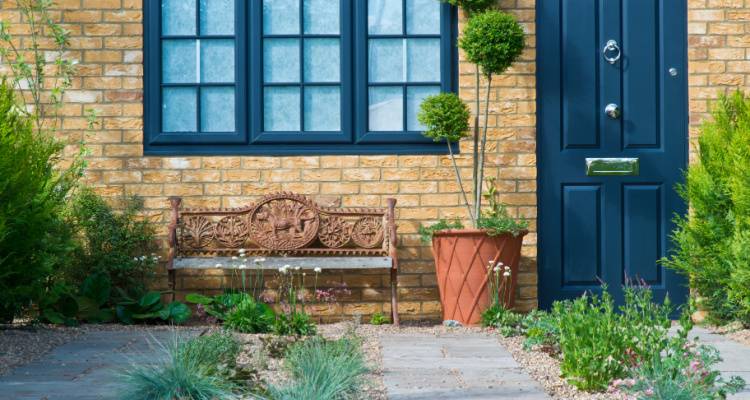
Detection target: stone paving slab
<box><xmin>0</xmin><ymin>329</ymin><xmax>199</xmax><ymax>400</ymax></box>
<box><xmin>691</xmin><ymin>327</ymin><xmax>750</xmax><ymax>399</ymax></box>
<box><xmin>381</xmin><ymin>332</ymin><xmax>550</xmax><ymax>400</ymax></box>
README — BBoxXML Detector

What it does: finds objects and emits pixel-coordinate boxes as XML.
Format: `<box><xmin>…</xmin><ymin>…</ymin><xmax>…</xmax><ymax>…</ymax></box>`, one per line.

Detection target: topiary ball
<box><xmin>459</xmin><ymin>10</ymin><xmax>525</xmax><ymax>77</ymax></box>
<box><xmin>442</xmin><ymin>0</ymin><xmax>495</xmax><ymax>14</ymax></box>
<box><xmin>418</xmin><ymin>92</ymin><xmax>471</xmax><ymax>143</ymax></box>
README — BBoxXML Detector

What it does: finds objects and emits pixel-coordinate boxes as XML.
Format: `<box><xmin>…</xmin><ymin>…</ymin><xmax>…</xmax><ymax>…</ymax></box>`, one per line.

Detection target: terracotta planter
<box><xmin>432</xmin><ymin>229</ymin><xmax>527</xmax><ymax>326</ymax></box>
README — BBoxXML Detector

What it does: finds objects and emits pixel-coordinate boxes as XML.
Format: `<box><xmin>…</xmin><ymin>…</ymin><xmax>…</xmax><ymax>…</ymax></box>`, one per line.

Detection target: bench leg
<box><xmin>390</xmin><ymin>268</ymin><xmax>400</xmax><ymax>327</ymax></box>
<box><xmin>169</xmin><ymin>269</ymin><xmax>176</xmax><ymax>302</ymax></box>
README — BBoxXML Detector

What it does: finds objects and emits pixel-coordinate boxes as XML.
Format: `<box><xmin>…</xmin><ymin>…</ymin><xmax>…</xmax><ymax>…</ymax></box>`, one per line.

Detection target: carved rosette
<box><xmin>180</xmin><ymin>216</ymin><xmax>215</xmax><ymax>248</ymax></box>
<box><xmin>351</xmin><ymin>216</ymin><xmax>384</xmax><ymax>249</ymax></box>
<box><xmin>318</xmin><ymin>216</ymin><xmax>351</xmax><ymax>248</ymax></box>
<box><xmin>215</xmin><ymin>215</ymin><xmax>249</xmax><ymax>248</ymax></box>
<box><xmin>249</xmin><ymin>193</ymin><xmax>320</xmax><ymax>250</ymax></box>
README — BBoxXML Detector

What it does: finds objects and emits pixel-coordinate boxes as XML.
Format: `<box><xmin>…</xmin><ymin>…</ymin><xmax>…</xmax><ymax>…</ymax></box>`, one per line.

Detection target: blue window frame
<box><xmin>145</xmin><ymin>0</ymin><xmax>457</xmax><ymax>155</ymax></box>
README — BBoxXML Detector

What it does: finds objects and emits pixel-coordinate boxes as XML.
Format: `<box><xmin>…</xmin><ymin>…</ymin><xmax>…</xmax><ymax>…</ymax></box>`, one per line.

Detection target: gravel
<box><xmin>0</xmin><ymin>324</ymin><xmax>84</xmax><ymax>376</ymax></box>
<box><xmin>709</xmin><ymin>323</ymin><xmax>750</xmax><ymax>347</ymax></box>
<box><xmin>497</xmin><ymin>335</ymin><xmax>616</xmax><ymax>400</ymax></box>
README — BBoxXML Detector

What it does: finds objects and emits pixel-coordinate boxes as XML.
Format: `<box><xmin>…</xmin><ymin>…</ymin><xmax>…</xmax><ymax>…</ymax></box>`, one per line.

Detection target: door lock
<box><xmin>605</xmin><ymin>103</ymin><xmax>621</xmax><ymax>119</ymax></box>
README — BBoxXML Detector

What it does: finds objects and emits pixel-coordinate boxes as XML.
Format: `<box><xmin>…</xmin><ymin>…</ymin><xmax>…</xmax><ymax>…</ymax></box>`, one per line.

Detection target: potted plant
<box><xmin>418</xmin><ymin>10</ymin><xmax>526</xmax><ymax>326</ymax></box>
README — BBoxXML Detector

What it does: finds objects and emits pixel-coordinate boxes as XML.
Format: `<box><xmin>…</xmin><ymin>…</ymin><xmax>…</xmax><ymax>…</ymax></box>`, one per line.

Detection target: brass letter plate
<box><xmin>585</xmin><ymin>158</ymin><xmax>640</xmax><ymax>176</ymax></box>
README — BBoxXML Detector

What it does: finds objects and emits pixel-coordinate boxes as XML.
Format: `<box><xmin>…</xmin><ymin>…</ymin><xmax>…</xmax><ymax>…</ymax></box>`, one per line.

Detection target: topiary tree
<box><xmin>458</xmin><ymin>10</ymin><xmax>525</xmax><ymax>221</ymax></box>
<box><xmin>418</xmin><ymin>93</ymin><xmax>473</xmax><ymax>221</ymax></box>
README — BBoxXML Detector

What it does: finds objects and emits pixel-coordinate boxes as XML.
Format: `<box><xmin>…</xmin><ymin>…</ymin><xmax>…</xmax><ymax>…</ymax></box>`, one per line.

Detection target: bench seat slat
<box><xmin>172</xmin><ymin>256</ymin><xmax>393</xmax><ymax>270</ymax></box>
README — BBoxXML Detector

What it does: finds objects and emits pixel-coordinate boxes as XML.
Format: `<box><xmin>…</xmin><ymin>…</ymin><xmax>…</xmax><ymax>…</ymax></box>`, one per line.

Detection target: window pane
<box><xmin>303</xmin><ymin>0</ymin><xmax>339</xmax><ymax>34</ymax></box>
<box><xmin>304</xmin><ymin>39</ymin><xmax>340</xmax><ymax>83</ymax></box>
<box><xmin>162</xmin><ymin>0</ymin><xmax>195</xmax><ymax>35</ymax></box>
<box><xmin>368</xmin><ymin>0</ymin><xmax>402</xmax><ymax>35</ymax></box>
<box><xmin>201</xmin><ymin>39</ymin><xmax>235</xmax><ymax>83</ymax></box>
<box><xmin>263</xmin><ymin>0</ymin><xmax>300</xmax><ymax>35</ymax></box>
<box><xmin>200</xmin><ymin>0</ymin><xmax>234</xmax><ymax>35</ymax></box>
<box><xmin>369</xmin><ymin>39</ymin><xmax>404</xmax><ymax>83</ymax></box>
<box><xmin>305</xmin><ymin>86</ymin><xmax>340</xmax><ymax>131</ymax></box>
<box><xmin>163</xmin><ymin>87</ymin><xmax>197</xmax><ymax>132</ymax></box>
<box><xmin>264</xmin><ymin>87</ymin><xmax>300</xmax><ymax>131</ymax></box>
<box><xmin>369</xmin><ymin>86</ymin><xmax>403</xmax><ymax>131</ymax></box>
<box><xmin>407</xmin><ymin>39</ymin><xmax>441</xmax><ymax>82</ymax></box>
<box><xmin>264</xmin><ymin>39</ymin><xmax>300</xmax><ymax>83</ymax></box>
<box><xmin>407</xmin><ymin>86</ymin><xmax>440</xmax><ymax>131</ymax></box>
<box><xmin>201</xmin><ymin>87</ymin><xmax>235</xmax><ymax>132</ymax></box>
<box><xmin>406</xmin><ymin>0</ymin><xmax>441</xmax><ymax>34</ymax></box>
<box><xmin>163</xmin><ymin>40</ymin><xmax>197</xmax><ymax>83</ymax></box>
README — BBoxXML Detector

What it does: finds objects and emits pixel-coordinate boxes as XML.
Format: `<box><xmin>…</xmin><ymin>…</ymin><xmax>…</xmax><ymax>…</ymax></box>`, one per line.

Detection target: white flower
<box><xmin>254</xmin><ymin>258</ymin><xmax>266</xmax><ymax>263</ymax></box>
<box><xmin>294</xmin><ymin>266</ymin><xmax>301</xmax><ymax>271</ymax></box>
<box><xmin>505</xmin><ymin>266</ymin><xmax>511</xmax><ymax>271</ymax></box>
<box><xmin>239</xmin><ymin>264</ymin><xmax>248</xmax><ymax>269</ymax></box>
<box><xmin>231</xmin><ymin>256</ymin><xmax>238</xmax><ymax>260</ymax></box>
<box><xmin>503</xmin><ymin>271</ymin><xmax>511</xmax><ymax>277</ymax></box>
<box><xmin>283</xmin><ymin>264</ymin><xmax>291</xmax><ymax>269</ymax></box>
<box><xmin>314</xmin><ymin>267</ymin><xmax>322</xmax><ymax>273</ymax></box>
<box><xmin>133</xmin><ymin>257</ymin><xmax>138</xmax><ymax>262</ymax></box>
<box><xmin>215</xmin><ymin>263</ymin><xmax>223</xmax><ymax>268</ymax></box>
<box><xmin>278</xmin><ymin>267</ymin><xmax>287</xmax><ymax>274</ymax></box>
<box><xmin>493</xmin><ymin>266</ymin><xmax>501</xmax><ymax>272</ymax></box>
<box><xmin>239</xmin><ymin>248</ymin><xmax>246</xmax><ymax>253</ymax></box>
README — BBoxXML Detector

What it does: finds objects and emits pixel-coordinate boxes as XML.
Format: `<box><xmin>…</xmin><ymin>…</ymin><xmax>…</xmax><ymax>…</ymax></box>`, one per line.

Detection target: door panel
<box><xmin>537</xmin><ymin>0</ymin><xmax>688</xmax><ymax>308</ymax></box>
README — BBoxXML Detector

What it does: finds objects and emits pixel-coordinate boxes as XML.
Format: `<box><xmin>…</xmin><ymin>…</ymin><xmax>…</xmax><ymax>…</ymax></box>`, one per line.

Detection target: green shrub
<box><xmin>272</xmin><ymin>311</ymin><xmax>317</xmax><ymax>337</ymax></box>
<box><xmin>120</xmin><ymin>332</ymin><xmax>241</xmax><ymax>400</ymax></box>
<box><xmin>554</xmin><ymin>286</ymin><xmax>673</xmax><ymax>391</ymax></box>
<box><xmin>418</xmin><ymin>219</ymin><xmax>464</xmax><ymax>244</ymax></box>
<box><xmin>65</xmin><ymin>189</ymin><xmax>158</xmax><ymax>297</ymax></box>
<box><xmin>0</xmin><ymin>80</ymin><xmax>81</xmax><ymax>322</ymax></box>
<box><xmin>187</xmin><ymin>292</ymin><xmax>246</xmax><ymax>322</ymax></box>
<box><xmin>38</xmin><ymin>273</ymin><xmax>115</xmax><ymax>325</ymax></box>
<box><xmin>116</xmin><ymin>291</ymin><xmax>191</xmax><ymax>325</ymax></box>
<box><xmin>224</xmin><ymin>295</ymin><xmax>276</xmax><ymax>334</ymax></box>
<box><xmin>523</xmin><ymin>311</ymin><xmax>559</xmax><ymax>353</ymax></box>
<box><xmin>478</xmin><ymin>177</ymin><xmax>528</xmax><ymax>236</ymax></box>
<box><xmin>267</xmin><ymin>335</ymin><xmax>368</xmax><ymax>400</ymax></box>
<box><xmin>369</xmin><ymin>312</ymin><xmax>389</xmax><ymax>325</ymax></box>
<box><xmin>663</xmin><ymin>91</ymin><xmax>750</xmax><ymax>324</ymax></box>
<box><xmin>418</xmin><ymin>93</ymin><xmax>471</xmax><ymax>144</ymax></box>
<box><xmin>459</xmin><ymin>11</ymin><xmax>525</xmax><ymax>78</ymax></box>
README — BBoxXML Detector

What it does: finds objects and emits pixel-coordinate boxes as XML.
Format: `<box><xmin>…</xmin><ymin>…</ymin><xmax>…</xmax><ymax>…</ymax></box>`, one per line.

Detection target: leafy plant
<box><xmin>478</xmin><ymin>177</ymin><xmax>528</xmax><ymax>236</ymax></box>
<box><xmin>266</xmin><ymin>335</ymin><xmax>368</xmax><ymax>400</ymax></box>
<box><xmin>120</xmin><ymin>332</ymin><xmax>241</xmax><ymax>400</ymax></box>
<box><xmin>418</xmin><ymin>219</ymin><xmax>464</xmax><ymax>244</ymax></box>
<box><xmin>613</xmin><ymin>311</ymin><xmax>745</xmax><ymax>399</ymax></box>
<box><xmin>187</xmin><ymin>292</ymin><xmax>246</xmax><ymax>322</ymax></box>
<box><xmin>224</xmin><ymin>296</ymin><xmax>276</xmax><ymax>334</ymax></box>
<box><xmin>116</xmin><ymin>291</ymin><xmax>191</xmax><ymax>325</ymax></box>
<box><xmin>523</xmin><ymin>310</ymin><xmax>559</xmax><ymax>353</ymax></box>
<box><xmin>0</xmin><ymin>80</ymin><xmax>81</xmax><ymax>322</ymax></box>
<box><xmin>273</xmin><ymin>311</ymin><xmax>317</xmax><ymax>337</ymax></box>
<box><xmin>440</xmin><ymin>0</ymin><xmax>495</xmax><ymax>15</ymax></box>
<box><xmin>65</xmin><ymin>189</ymin><xmax>158</xmax><ymax>298</ymax></box>
<box><xmin>662</xmin><ymin>91</ymin><xmax>750</xmax><ymax>324</ymax></box>
<box><xmin>369</xmin><ymin>312</ymin><xmax>390</xmax><ymax>325</ymax></box>
<box><xmin>37</xmin><ymin>273</ymin><xmax>115</xmax><ymax>325</ymax></box>
<box><xmin>553</xmin><ymin>285</ymin><xmax>673</xmax><ymax>391</ymax></box>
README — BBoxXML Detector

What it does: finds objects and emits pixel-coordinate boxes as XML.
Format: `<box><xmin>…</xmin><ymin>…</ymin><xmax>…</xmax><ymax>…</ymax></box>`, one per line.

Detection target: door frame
<box><xmin>535</xmin><ymin>1</ymin><xmax>690</xmax><ymax>309</ymax></box>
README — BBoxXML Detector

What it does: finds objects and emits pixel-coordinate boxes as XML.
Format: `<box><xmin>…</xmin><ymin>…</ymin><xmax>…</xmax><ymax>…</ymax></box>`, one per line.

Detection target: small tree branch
<box><xmin>447</xmin><ymin>140</ymin><xmax>475</xmax><ymax>227</ymax></box>
<box><xmin>472</xmin><ymin>66</ymin><xmax>480</xmax><ymax>219</ymax></box>
<box><xmin>476</xmin><ymin>74</ymin><xmax>493</xmax><ymax>221</ymax></box>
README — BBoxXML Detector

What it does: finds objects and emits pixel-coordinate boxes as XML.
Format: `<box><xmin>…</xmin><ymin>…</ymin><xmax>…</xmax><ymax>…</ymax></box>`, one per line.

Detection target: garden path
<box><xmin>0</xmin><ymin>328</ymin><xmax>199</xmax><ymax>400</ymax></box>
<box><xmin>692</xmin><ymin>326</ymin><xmax>750</xmax><ymax>399</ymax></box>
<box><xmin>380</xmin><ymin>331</ymin><xmax>549</xmax><ymax>399</ymax></box>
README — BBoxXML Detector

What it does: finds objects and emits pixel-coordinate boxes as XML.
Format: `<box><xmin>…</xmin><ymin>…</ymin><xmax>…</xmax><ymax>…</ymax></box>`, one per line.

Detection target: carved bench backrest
<box><xmin>170</xmin><ymin>192</ymin><xmax>394</xmax><ymax>257</ymax></box>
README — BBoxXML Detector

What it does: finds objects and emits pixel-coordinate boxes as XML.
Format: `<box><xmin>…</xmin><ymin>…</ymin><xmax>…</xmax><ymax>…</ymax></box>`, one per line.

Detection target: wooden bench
<box><xmin>166</xmin><ymin>192</ymin><xmax>400</xmax><ymax>325</ymax></box>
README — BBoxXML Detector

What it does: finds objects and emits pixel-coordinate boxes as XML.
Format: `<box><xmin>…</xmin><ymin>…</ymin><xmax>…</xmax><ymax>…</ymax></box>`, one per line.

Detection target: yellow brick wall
<box><xmin>4</xmin><ymin>0</ymin><xmax>738</xmax><ymax>321</ymax></box>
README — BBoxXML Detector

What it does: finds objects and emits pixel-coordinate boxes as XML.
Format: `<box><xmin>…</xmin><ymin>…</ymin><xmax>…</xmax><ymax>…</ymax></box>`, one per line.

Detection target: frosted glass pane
<box><xmin>163</xmin><ymin>40</ymin><xmax>197</xmax><ymax>83</ymax></box>
<box><xmin>407</xmin><ymin>39</ymin><xmax>441</xmax><ymax>82</ymax></box>
<box><xmin>407</xmin><ymin>86</ymin><xmax>440</xmax><ymax>131</ymax></box>
<box><xmin>406</xmin><ymin>0</ymin><xmax>440</xmax><ymax>34</ymax></box>
<box><xmin>162</xmin><ymin>0</ymin><xmax>195</xmax><ymax>35</ymax></box>
<box><xmin>304</xmin><ymin>86</ymin><xmax>340</xmax><ymax>131</ymax></box>
<box><xmin>264</xmin><ymin>39</ymin><xmax>300</xmax><ymax>83</ymax></box>
<box><xmin>304</xmin><ymin>0</ymin><xmax>339</xmax><ymax>34</ymax></box>
<box><xmin>369</xmin><ymin>39</ymin><xmax>404</xmax><ymax>83</ymax></box>
<box><xmin>369</xmin><ymin>86</ymin><xmax>403</xmax><ymax>131</ymax></box>
<box><xmin>200</xmin><ymin>0</ymin><xmax>234</xmax><ymax>35</ymax></box>
<box><xmin>201</xmin><ymin>87</ymin><xmax>235</xmax><ymax>132</ymax></box>
<box><xmin>163</xmin><ymin>87</ymin><xmax>197</xmax><ymax>132</ymax></box>
<box><xmin>368</xmin><ymin>0</ymin><xmax>402</xmax><ymax>34</ymax></box>
<box><xmin>264</xmin><ymin>87</ymin><xmax>300</xmax><ymax>131</ymax></box>
<box><xmin>263</xmin><ymin>0</ymin><xmax>300</xmax><ymax>34</ymax></box>
<box><xmin>201</xmin><ymin>39</ymin><xmax>235</xmax><ymax>83</ymax></box>
<box><xmin>304</xmin><ymin>39</ymin><xmax>340</xmax><ymax>83</ymax></box>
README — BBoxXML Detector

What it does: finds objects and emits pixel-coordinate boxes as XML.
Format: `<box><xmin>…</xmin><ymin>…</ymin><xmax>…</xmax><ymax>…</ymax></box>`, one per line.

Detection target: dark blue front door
<box><xmin>537</xmin><ymin>1</ymin><xmax>689</xmax><ymax>308</ymax></box>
